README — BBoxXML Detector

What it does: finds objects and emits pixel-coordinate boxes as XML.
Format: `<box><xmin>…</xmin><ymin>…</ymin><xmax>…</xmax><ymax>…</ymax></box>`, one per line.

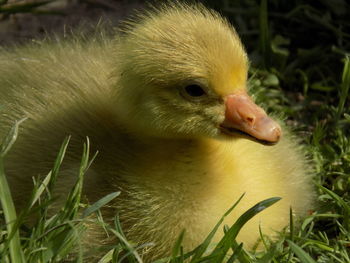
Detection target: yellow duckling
<box><xmin>0</xmin><ymin>2</ymin><xmax>314</xmax><ymax>260</ymax></box>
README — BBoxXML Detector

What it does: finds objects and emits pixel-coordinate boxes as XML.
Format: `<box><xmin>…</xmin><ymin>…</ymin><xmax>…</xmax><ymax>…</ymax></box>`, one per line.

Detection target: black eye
<box><xmin>184</xmin><ymin>84</ymin><xmax>206</xmax><ymax>97</ymax></box>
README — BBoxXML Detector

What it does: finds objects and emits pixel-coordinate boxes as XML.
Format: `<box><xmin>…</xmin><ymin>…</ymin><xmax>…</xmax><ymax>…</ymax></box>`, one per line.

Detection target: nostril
<box><xmin>246</xmin><ymin>116</ymin><xmax>255</xmax><ymax>124</ymax></box>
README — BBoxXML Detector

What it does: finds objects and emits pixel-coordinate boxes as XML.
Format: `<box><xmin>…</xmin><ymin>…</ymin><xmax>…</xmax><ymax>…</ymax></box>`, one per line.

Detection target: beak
<box><xmin>220</xmin><ymin>91</ymin><xmax>282</xmax><ymax>145</ymax></box>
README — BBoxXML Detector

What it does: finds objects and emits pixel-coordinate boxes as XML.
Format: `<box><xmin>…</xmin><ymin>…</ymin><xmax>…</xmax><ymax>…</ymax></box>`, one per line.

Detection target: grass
<box><xmin>1</xmin><ymin>0</ymin><xmax>350</xmax><ymax>262</ymax></box>
<box><xmin>0</xmin><ymin>0</ymin><xmax>61</xmax><ymax>15</ymax></box>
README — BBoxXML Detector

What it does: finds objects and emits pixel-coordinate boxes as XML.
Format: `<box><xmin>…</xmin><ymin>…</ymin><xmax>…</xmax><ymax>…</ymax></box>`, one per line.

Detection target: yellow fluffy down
<box><xmin>0</xmin><ymin>2</ymin><xmax>314</xmax><ymax>261</ymax></box>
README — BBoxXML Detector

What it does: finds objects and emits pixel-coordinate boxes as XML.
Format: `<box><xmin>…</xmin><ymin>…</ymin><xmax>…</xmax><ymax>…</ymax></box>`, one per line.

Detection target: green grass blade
<box><xmin>82</xmin><ymin>191</ymin><xmax>120</xmax><ymax>218</ymax></box>
<box><xmin>0</xmin><ymin>159</ymin><xmax>25</xmax><ymax>263</ymax></box>
<box><xmin>62</xmin><ymin>137</ymin><xmax>97</xmax><ymax>220</ymax></box>
<box><xmin>29</xmin><ymin>171</ymin><xmax>52</xmax><ymax>208</ymax></box>
<box><xmin>113</xmin><ymin>214</ymin><xmax>142</xmax><ymax>263</ymax></box>
<box><xmin>257</xmin><ymin>245</ymin><xmax>277</xmax><ymax>263</ymax></box>
<box><xmin>0</xmin><ymin>118</ymin><xmax>27</xmax><ymax>158</ymax></box>
<box><xmin>287</xmin><ymin>241</ymin><xmax>316</xmax><ymax>263</ymax></box>
<box><xmin>190</xmin><ymin>193</ymin><xmax>245</xmax><ymax>261</ymax></box>
<box><xmin>210</xmin><ymin>197</ymin><xmax>281</xmax><ymax>262</ymax></box>
<box><xmin>317</xmin><ymin>184</ymin><xmax>350</xmax><ymax>231</ymax></box>
<box><xmin>109</xmin><ymin>228</ymin><xmax>144</xmax><ymax>263</ymax></box>
<box><xmin>97</xmin><ymin>248</ymin><xmax>117</xmax><ymax>263</ymax></box>
<box><xmin>0</xmin><ymin>120</ymin><xmax>26</xmax><ymax>263</ymax></box>
<box><xmin>336</xmin><ymin>56</ymin><xmax>350</xmax><ymax>121</ymax></box>
<box><xmin>48</xmin><ymin>136</ymin><xmax>71</xmax><ymax>193</ymax></box>
<box><xmin>259</xmin><ymin>0</ymin><xmax>271</xmax><ymax>68</ymax></box>
<box><xmin>289</xmin><ymin>207</ymin><xmax>294</xmax><ymax>241</ymax></box>
<box><xmin>40</xmin><ymin>221</ymin><xmax>84</xmax><ymax>262</ymax></box>
<box><xmin>171</xmin><ymin>229</ymin><xmax>185</xmax><ymax>261</ymax></box>
<box><xmin>226</xmin><ymin>242</ymin><xmax>243</xmax><ymax>263</ymax></box>
<box><xmin>229</xmin><ymin>240</ymin><xmax>253</xmax><ymax>263</ymax></box>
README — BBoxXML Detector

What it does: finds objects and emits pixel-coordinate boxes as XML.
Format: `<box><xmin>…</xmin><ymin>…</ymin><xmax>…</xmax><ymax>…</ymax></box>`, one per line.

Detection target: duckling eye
<box><xmin>184</xmin><ymin>85</ymin><xmax>206</xmax><ymax>97</ymax></box>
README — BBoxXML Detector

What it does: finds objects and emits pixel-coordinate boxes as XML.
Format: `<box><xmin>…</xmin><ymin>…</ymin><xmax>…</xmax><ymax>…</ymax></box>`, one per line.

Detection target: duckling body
<box><xmin>0</xmin><ymin>3</ymin><xmax>314</xmax><ymax>260</ymax></box>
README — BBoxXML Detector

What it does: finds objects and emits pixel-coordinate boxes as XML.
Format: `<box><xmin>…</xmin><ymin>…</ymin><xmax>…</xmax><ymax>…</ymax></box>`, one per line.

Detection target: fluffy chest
<box><xmin>89</xmin><ymin>136</ymin><xmax>312</xmax><ymax>257</ymax></box>
<box><xmin>115</xmin><ymin>140</ymin><xmax>284</xmax><ymax>237</ymax></box>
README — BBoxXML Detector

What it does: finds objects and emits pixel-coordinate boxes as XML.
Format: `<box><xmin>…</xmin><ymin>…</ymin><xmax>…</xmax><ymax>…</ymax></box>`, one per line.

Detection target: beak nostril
<box><xmin>246</xmin><ymin>116</ymin><xmax>255</xmax><ymax>124</ymax></box>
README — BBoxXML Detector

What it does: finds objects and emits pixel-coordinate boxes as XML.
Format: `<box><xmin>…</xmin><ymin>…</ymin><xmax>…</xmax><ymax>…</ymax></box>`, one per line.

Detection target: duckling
<box><xmin>0</xmin><ymin>2</ymin><xmax>314</xmax><ymax>260</ymax></box>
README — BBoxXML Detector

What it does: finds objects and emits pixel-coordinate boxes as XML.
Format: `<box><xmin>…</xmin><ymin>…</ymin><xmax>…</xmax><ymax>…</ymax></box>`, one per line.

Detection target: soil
<box><xmin>0</xmin><ymin>0</ymin><xmax>145</xmax><ymax>46</ymax></box>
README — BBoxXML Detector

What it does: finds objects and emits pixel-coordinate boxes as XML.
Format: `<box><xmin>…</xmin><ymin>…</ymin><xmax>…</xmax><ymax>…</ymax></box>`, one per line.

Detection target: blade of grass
<box><xmin>40</xmin><ymin>220</ymin><xmax>84</xmax><ymax>262</ymax></box>
<box><xmin>0</xmin><ymin>118</ymin><xmax>27</xmax><ymax>158</ymax></box>
<box><xmin>0</xmin><ymin>159</ymin><xmax>25</xmax><ymax>263</ymax></box>
<box><xmin>29</xmin><ymin>171</ymin><xmax>52</xmax><ymax>209</ymax></box>
<box><xmin>171</xmin><ymin>229</ymin><xmax>185</xmax><ymax>261</ymax></box>
<box><xmin>226</xmin><ymin>242</ymin><xmax>243</xmax><ymax>263</ymax></box>
<box><xmin>257</xmin><ymin>245</ymin><xmax>277</xmax><ymax>263</ymax></box>
<box><xmin>230</xmin><ymin>240</ymin><xmax>252</xmax><ymax>263</ymax></box>
<box><xmin>82</xmin><ymin>191</ymin><xmax>120</xmax><ymax>218</ymax></box>
<box><xmin>98</xmin><ymin>247</ymin><xmax>120</xmax><ymax>263</ymax></box>
<box><xmin>336</xmin><ymin>56</ymin><xmax>350</xmax><ymax>122</ymax></box>
<box><xmin>108</xmin><ymin>228</ymin><xmax>144</xmax><ymax>263</ymax></box>
<box><xmin>259</xmin><ymin>0</ymin><xmax>271</xmax><ymax>68</ymax></box>
<box><xmin>113</xmin><ymin>214</ymin><xmax>145</xmax><ymax>263</ymax></box>
<box><xmin>289</xmin><ymin>207</ymin><xmax>294</xmax><ymax>241</ymax></box>
<box><xmin>190</xmin><ymin>193</ymin><xmax>245</xmax><ymax>261</ymax></box>
<box><xmin>61</xmin><ymin>137</ymin><xmax>98</xmax><ymax>221</ymax></box>
<box><xmin>48</xmin><ymin>136</ymin><xmax>71</xmax><ymax>193</ymax></box>
<box><xmin>0</xmin><ymin>119</ymin><xmax>26</xmax><ymax>263</ymax></box>
<box><xmin>317</xmin><ymin>184</ymin><xmax>350</xmax><ymax>231</ymax></box>
<box><xmin>209</xmin><ymin>197</ymin><xmax>281</xmax><ymax>262</ymax></box>
<box><xmin>287</xmin><ymin>240</ymin><xmax>317</xmax><ymax>263</ymax></box>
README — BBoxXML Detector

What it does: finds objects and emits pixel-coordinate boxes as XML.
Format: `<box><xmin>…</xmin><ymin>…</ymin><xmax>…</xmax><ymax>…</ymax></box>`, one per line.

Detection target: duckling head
<box><xmin>113</xmin><ymin>3</ymin><xmax>281</xmax><ymax>144</ymax></box>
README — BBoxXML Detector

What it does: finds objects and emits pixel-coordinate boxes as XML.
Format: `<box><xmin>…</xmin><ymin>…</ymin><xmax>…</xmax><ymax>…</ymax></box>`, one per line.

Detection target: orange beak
<box><xmin>220</xmin><ymin>91</ymin><xmax>282</xmax><ymax>145</ymax></box>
